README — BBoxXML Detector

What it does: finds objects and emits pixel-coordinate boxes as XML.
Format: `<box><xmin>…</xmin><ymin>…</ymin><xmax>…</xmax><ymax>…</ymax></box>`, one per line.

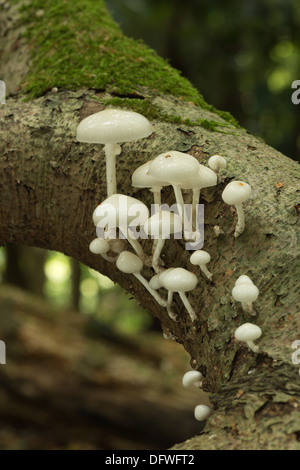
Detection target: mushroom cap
<box><xmin>148</xmin><ymin>151</ymin><xmax>200</xmax><ymax>184</ymax></box>
<box><xmin>143</xmin><ymin>211</ymin><xmax>182</xmax><ymax>238</ymax></box>
<box><xmin>194</xmin><ymin>404</ymin><xmax>212</xmax><ymax>421</ymax></box>
<box><xmin>208</xmin><ymin>155</ymin><xmax>227</xmax><ymax>171</ymax></box>
<box><xmin>93</xmin><ymin>194</ymin><xmax>149</xmax><ymax>228</ymax></box>
<box><xmin>149</xmin><ymin>274</ymin><xmax>162</xmax><ymax>290</ymax></box>
<box><xmin>89</xmin><ymin>238</ymin><xmax>110</xmax><ymax>254</ymax></box>
<box><xmin>132</xmin><ymin>161</ymin><xmax>168</xmax><ymax>189</ymax></box>
<box><xmin>76</xmin><ymin>108</ymin><xmax>152</xmax><ymax>144</ymax></box>
<box><xmin>182</xmin><ymin>370</ymin><xmax>203</xmax><ymax>388</ymax></box>
<box><xmin>116</xmin><ymin>251</ymin><xmax>143</xmax><ymax>274</ymax></box>
<box><xmin>235</xmin><ymin>274</ymin><xmax>253</xmax><ymax>286</ymax></box>
<box><xmin>232</xmin><ymin>282</ymin><xmax>259</xmax><ymax>303</ymax></box>
<box><xmin>222</xmin><ymin>181</ymin><xmax>252</xmax><ymax>205</ymax></box>
<box><xmin>190</xmin><ymin>250</ymin><xmax>211</xmax><ymax>266</ymax></box>
<box><xmin>234</xmin><ymin>323</ymin><xmax>262</xmax><ymax>342</ymax></box>
<box><xmin>160</xmin><ymin>267</ymin><xmax>197</xmax><ymax>292</ymax></box>
<box><xmin>180</xmin><ymin>165</ymin><xmax>217</xmax><ymax>190</ymax></box>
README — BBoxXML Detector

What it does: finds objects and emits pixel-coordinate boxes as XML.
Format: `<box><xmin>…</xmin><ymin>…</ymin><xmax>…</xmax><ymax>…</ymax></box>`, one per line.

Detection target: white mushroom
<box><xmin>132</xmin><ymin>160</ymin><xmax>168</xmax><ymax>209</ymax></box>
<box><xmin>148</xmin><ymin>151</ymin><xmax>200</xmax><ymax>217</ymax></box>
<box><xmin>89</xmin><ymin>237</ymin><xmax>117</xmax><ymax>262</ymax></box>
<box><xmin>194</xmin><ymin>404</ymin><xmax>212</xmax><ymax>422</ymax></box>
<box><xmin>234</xmin><ymin>323</ymin><xmax>262</xmax><ymax>353</ymax></box>
<box><xmin>93</xmin><ymin>194</ymin><xmax>149</xmax><ymax>263</ymax></box>
<box><xmin>116</xmin><ymin>251</ymin><xmax>167</xmax><ymax>308</ymax></box>
<box><xmin>182</xmin><ymin>370</ymin><xmax>203</xmax><ymax>388</ymax></box>
<box><xmin>190</xmin><ymin>250</ymin><xmax>212</xmax><ymax>281</ymax></box>
<box><xmin>159</xmin><ymin>267</ymin><xmax>198</xmax><ymax>322</ymax></box>
<box><xmin>144</xmin><ymin>211</ymin><xmax>182</xmax><ymax>273</ymax></box>
<box><xmin>208</xmin><ymin>155</ymin><xmax>227</xmax><ymax>173</ymax></box>
<box><xmin>232</xmin><ymin>278</ymin><xmax>259</xmax><ymax>315</ymax></box>
<box><xmin>76</xmin><ymin>109</ymin><xmax>152</xmax><ymax>196</ymax></box>
<box><xmin>222</xmin><ymin>181</ymin><xmax>252</xmax><ymax>237</ymax></box>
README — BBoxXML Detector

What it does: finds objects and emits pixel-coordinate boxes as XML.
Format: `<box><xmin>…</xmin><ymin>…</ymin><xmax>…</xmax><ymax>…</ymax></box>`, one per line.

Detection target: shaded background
<box><xmin>0</xmin><ymin>0</ymin><xmax>299</xmax><ymax>450</ymax></box>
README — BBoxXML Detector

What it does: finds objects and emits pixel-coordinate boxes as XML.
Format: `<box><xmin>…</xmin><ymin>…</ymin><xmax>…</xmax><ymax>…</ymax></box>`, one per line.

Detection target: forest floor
<box><xmin>0</xmin><ymin>285</ymin><xmax>210</xmax><ymax>450</ymax></box>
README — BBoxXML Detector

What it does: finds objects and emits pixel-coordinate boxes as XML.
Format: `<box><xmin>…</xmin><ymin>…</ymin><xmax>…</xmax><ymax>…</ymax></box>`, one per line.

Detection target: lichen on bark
<box><xmin>0</xmin><ymin>0</ymin><xmax>299</xmax><ymax>450</ymax></box>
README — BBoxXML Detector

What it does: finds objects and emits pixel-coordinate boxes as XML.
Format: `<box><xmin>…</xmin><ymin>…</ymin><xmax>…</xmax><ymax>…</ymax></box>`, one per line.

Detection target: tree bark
<box><xmin>0</xmin><ymin>0</ymin><xmax>299</xmax><ymax>449</ymax></box>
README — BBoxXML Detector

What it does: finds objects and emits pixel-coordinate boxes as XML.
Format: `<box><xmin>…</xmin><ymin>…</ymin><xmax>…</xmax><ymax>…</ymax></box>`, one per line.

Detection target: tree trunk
<box><xmin>0</xmin><ymin>0</ymin><xmax>299</xmax><ymax>450</ymax></box>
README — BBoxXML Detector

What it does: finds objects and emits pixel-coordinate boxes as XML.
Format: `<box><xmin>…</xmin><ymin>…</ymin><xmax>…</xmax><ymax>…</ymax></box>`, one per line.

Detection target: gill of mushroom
<box><xmin>143</xmin><ymin>210</ymin><xmax>182</xmax><ymax>273</ymax></box>
<box><xmin>221</xmin><ymin>181</ymin><xmax>252</xmax><ymax>237</ymax></box>
<box><xmin>92</xmin><ymin>194</ymin><xmax>150</xmax><ymax>264</ymax></box>
<box><xmin>116</xmin><ymin>251</ymin><xmax>168</xmax><ymax>309</ymax></box>
<box><xmin>76</xmin><ymin>108</ymin><xmax>152</xmax><ymax>196</ymax></box>
<box><xmin>159</xmin><ymin>267</ymin><xmax>198</xmax><ymax>322</ymax></box>
<box><xmin>148</xmin><ymin>151</ymin><xmax>201</xmax><ymax>218</ymax></box>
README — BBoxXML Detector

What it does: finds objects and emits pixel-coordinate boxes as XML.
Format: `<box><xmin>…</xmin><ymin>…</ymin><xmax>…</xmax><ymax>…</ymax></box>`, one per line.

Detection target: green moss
<box><xmin>95</xmin><ymin>96</ymin><xmax>238</xmax><ymax>132</ymax></box>
<box><xmin>16</xmin><ymin>0</ymin><xmax>239</xmax><ymax>128</ymax></box>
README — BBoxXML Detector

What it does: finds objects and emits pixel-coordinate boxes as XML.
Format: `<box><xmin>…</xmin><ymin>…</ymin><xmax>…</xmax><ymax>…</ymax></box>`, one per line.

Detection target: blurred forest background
<box><xmin>0</xmin><ymin>0</ymin><xmax>299</xmax><ymax>450</ymax></box>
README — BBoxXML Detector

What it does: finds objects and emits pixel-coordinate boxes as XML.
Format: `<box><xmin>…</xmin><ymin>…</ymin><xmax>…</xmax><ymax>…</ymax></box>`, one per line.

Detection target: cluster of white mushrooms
<box><xmin>76</xmin><ymin>108</ymin><xmax>263</xmax><ymax>422</ymax></box>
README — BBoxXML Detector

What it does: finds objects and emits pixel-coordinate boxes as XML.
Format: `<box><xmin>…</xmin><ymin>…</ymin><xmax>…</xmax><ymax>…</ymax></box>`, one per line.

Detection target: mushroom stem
<box><xmin>242</xmin><ymin>302</ymin><xmax>256</xmax><ymax>316</ymax></box>
<box><xmin>172</xmin><ymin>184</ymin><xmax>185</xmax><ymax>217</ymax></box>
<box><xmin>152</xmin><ymin>238</ymin><xmax>165</xmax><ymax>273</ymax></box>
<box><xmin>150</xmin><ymin>187</ymin><xmax>162</xmax><ymax>210</ymax></box>
<box><xmin>134</xmin><ymin>273</ymin><xmax>168</xmax><ymax>308</ymax></box>
<box><xmin>200</xmin><ymin>264</ymin><xmax>213</xmax><ymax>281</ymax></box>
<box><xmin>247</xmin><ymin>340</ymin><xmax>259</xmax><ymax>353</ymax></box>
<box><xmin>178</xmin><ymin>292</ymin><xmax>197</xmax><ymax>322</ymax></box>
<box><xmin>166</xmin><ymin>291</ymin><xmax>177</xmax><ymax>321</ymax></box>
<box><xmin>234</xmin><ymin>202</ymin><xmax>245</xmax><ymax>238</ymax></box>
<box><xmin>104</xmin><ymin>143</ymin><xmax>121</xmax><ymax>196</ymax></box>
<box><xmin>101</xmin><ymin>253</ymin><xmax>118</xmax><ymax>263</ymax></box>
<box><xmin>126</xmin><ymin>231</ymin><xmax>147</xmax><ymax>261</ymax></box>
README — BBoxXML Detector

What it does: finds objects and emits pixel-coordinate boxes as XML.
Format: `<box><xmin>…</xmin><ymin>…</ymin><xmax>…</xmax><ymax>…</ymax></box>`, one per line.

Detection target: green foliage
<box><xmin>107</xmin><ymin>0</ymin><xmax>300</xmax><ymax>161</ymax></box>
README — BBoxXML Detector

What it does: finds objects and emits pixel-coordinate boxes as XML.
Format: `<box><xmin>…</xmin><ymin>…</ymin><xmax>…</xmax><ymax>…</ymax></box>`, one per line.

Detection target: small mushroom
<box><xmin>159</xmin><ymin>267</ymin><xmax>198</xmax><ymax>322</ymax></box>
<box><xmin>232</xmin><ymin>277</ymin><xmax>259</xmax><ymax>315</ymax></box>
<box><xmin>190</xmin><ymin>250</ymin><xmax>212</xmax><ymax>281</ymax></box>
<box><xmin>148</xmin><ymin>151</ymin><xmax>200</xmax><ymax>216</ymax></box>
<box><xmin>208</xmin><ymin>155</ymin><xmax>227</xmax><ymax>174</ymax></box>
<box><xmin>89</xmin><ymin>238</ymin><xmax>117</xmax><ymax>262</ymax></box>
<box><xmin>194</xmin><ymin>404</ymin><xmax>212</xmax><ymax>422</ymax></box>
<box><xmin>144</xmin><ymin>211</ymin><xmax>182</xmax><ymax>273</ymax></box>
<box><xmin>182</xmin><ymin>370</ymin><xmax>203</xmax><ymax>388</ymax></box>
<box><xmin>222</xmin><ymin>181</ymin><xmax>252</xmax><ymax>237</ymax></box>
<box><xmin>116</xmin><ymin>251</ymin><xmax>167</xmax><ymax>308</ymax></box>
<box><xmin>93</xmin><ymin>194</ymin><xmax>149</xmax><ymax>263</ymax></box>
<box><xmin>76</xmin><ymin>109</ymin><xmax>152</xmax><ymax>196</ymax></box>
<box><xmin>234</xmin><ymin>323</ymin><xmax>262</xmax><ymax>353</ymax></box>
<box><xmin>132</xmin><ymin>160</ymin><xmax>168</xmax><ymax>209</ymax></box>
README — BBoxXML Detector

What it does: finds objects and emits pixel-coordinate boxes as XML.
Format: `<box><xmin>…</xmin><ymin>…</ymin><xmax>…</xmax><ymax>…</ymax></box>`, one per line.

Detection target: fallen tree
<box><xmin>0</xmin><ymin>0</ymin><xmax>299</xmax><ymax>449</ymax></box>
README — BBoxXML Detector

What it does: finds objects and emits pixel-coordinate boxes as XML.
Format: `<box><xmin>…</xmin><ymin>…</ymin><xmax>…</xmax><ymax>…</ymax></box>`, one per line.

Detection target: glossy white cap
<box><xmin>190</xmin><ymin>250</ymin><xmax>211</xmax><ymax>266</ymax></box>
<box><xmin>222</xmin><ymin>181</ymin><xmax>252</xmax><ymax>205</ymax></box>
<box><xmin>148</xmin><ymin>151</ymin><xmax>200</xmax><ymax>184</ymax></box>
<box><xmin>194</xmin><ymin>404</ymin><xmax>212</xmax><ymax>422</ymax></box>
<box><xmin>76</xmin><ymin>108</ymin><xmax>152</xmax><ymax>144</ymax></box>
<box><xmin>182</xmin><ymin>370</ymin><xmax>203</xmax><ymax>388</ymax></box>
<box><xmin>160</xmin><ymin>267</ymin><xmax>197</xmax><ymax>293</ymax></box>
<box><xmin>132</xmin><ymin>161</ymin><xmax>168</xmax><ymax>189</ymax></box>
<box><xmin>116</xmin><ymin>251</ymin><xmax>143</xmax><ymax>274</ymax></box>
<box><xmin>234</xmin><ymin>323</ymin><xmax>262</xmax><ymax>342</ymax></box>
